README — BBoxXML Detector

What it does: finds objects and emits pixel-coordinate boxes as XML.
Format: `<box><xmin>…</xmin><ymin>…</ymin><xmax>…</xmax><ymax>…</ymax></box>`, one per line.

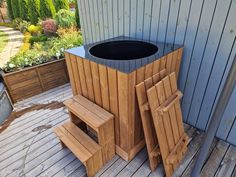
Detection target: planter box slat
<box><xmin>2</xmin><ymin>59</ymin><xmax>69</xmax><ymax>103</ymax></box>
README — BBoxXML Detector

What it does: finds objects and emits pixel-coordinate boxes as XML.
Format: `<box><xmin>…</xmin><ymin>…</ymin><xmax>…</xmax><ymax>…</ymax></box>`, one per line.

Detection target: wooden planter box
<box><xmin>2</xmin><ymin>59</ymin><xmax>69</xmax><ymax>103</ymax></box>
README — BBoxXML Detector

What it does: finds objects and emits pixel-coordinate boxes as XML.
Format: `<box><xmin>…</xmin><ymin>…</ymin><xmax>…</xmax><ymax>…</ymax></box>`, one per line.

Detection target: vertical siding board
<box><xmin>173</xmin><ymin>0</ymin><xmax>192</xmax><ymax>46</ymax></box>
<box><xmin>102</xmin><ymin>0</ymin><xmax>109</xmax><ymax>39</ymax></box>
<box><xmin>165</xmin><ymin>0</ymin><xmax>180</xmax><ymax>46</ymax></box>
<box><xmin>113</xmin><ymin>0</ymin><xmax>119</xmax><ymax>37</ymax></box>
<box><xmin>227</xmin><ymin>118</ymin><xmax>236</xmax><ymax>146</ymax></box>
<box><xmin>98</xmin><ymin>0</ymin><xmax>105</xmax><ymax>41</ymax></box>
<box><xmin>87</xmin><ymin>0</ymin><xmax>96</xmax><ymax>42</ymax></box>
<box><xmin>217</xmin><ymin>87</ymin><xmax>236</xmax><ymax>140</ymax></box>
<box><xmin>136</xmin><ymin>0</ymin><xmax>145</xmax><ymax>39</ymax></box>
<box><xmin>157</xmin><ymin>0</ymin><xmax>170</xmax><ymax>42</ymax></box>
<box><xmin>118</xmin><ymin>0</ymin><xmax>124</xmax><ymax>36</ymax></box>
<box><xmin>92</xmin><ymin>0</ymin><xmax>101</xmax><ymax>42</ymax></box>
<box><xmin>143</xmin><ymin>0</ymin><xmax>153</xmax><ymax>40</ymax></box>
<box><xmin>181</xmin><ymin>0</ymin><xmax>218</xmax><ymax>125</ymax></box>
<box><xmin>130</xmin><ymin>0</ymin><xmax>137</xmax><ymax>38</ymax></box>
<box><xmin>124</xmin><ymin>0</ymin><xmax>130</xmax><ymax>37</ymax></box>
<box><xmin>107</xmin><ymin>0</ymin><xmax>114</xmax><ymax>38</ymax></box>
<box><xmin>188</xmin><ymin>0</ymin><xmax>233</xmax><ymax>126</ymax></box>
<box><xmin>178</xmin><ymin>0</ymin><xmax>204</xmax><ymax>94</ymax></box>
<box><xmin>83</xmin><ymin>0</ymin><xmax>93</xmax><ymax>43</ymax></box>
<box><xmin>77</xmin><ymin>0</ymin><xmax>88</xmax><ymax>43</ymax></box>
<box><xmin>149</xmin><ymin>0</ymin><xmax>161</xmax><ymax>41</ymax></box>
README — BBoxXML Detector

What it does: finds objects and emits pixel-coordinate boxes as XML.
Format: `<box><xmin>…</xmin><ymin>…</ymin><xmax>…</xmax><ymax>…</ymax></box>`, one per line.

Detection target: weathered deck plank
<box><xmin>0</xmin><ymin>84</ymin><xmax>235</xmax><ymax>177</ymax></box>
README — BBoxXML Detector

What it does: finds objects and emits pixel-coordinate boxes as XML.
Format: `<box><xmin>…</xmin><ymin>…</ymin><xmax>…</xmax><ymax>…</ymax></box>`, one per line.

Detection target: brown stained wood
<box><xmin>160</xmin><ymin>56</ymin><xmax>167</xmax><ymax>70</ymax></box>
<box><xmin>171</xmin><ymin>50</ymin><xmax>179</xmax><ymax>73</ymax></box>
<box><xmin>136</xmin><ymin>66</ymin><xmax>145</xmax><ymax>84</ymax></box>
<box><xmin>128</xmin><ymin>71</ymin><xmax>137</xmax><ymax>149</ymax></box>
<box><xmin>136</xmin><ymin>69</ymin><xmax>167</xmax><ymax>171</ymax></box>
<box><xmin>107</xmin><ymin>67</ymin><xmax>120</xmax><ymax>146</ymax></box>
<box><xmin>175</xmin><ymin>48</ymin><xmax>183</xmax><ymax>78</ymax></box>
<box><xmin>65</xmin><ymin>53</ymin><xmax>77</xmax><ymax>95</ymax></box>
<box><xmin>83</xmin><ymin>59</ymin><xmax>95</xmax><ymax>101</ymax></box>
<box><xmin>147</xmin><ymin>85</ymin><xmax>173</xmax><ymax>177</ymax></box>
<box><xmin>98</xmin><ymin>65</ymin><xmax>110</xmax><ymax>111</ymax></box>
<box><xmin>153</xmin><ymin>59</ymin><xmax>160</xmax><ymax>74</ymax></box>
<box><xmin>162</xmin><ymin>76</ymin><xmax>180</xmax><ymax>143</ymax></box>
<box><xmin>53</xmin><ymin>121</ymin><xmax>103</xmax><ymax>177</ymax></box>
<box><xmin>76</xmin><ymin>56</ymin><xmax>88</xmax><ymax>97</ymax></box>
<box><xmin>145</xmin><ymin>63</ymin><xmax>153</xmax><ymax>79</ymax></box>
<box><xmin>169</xmin><ymin>73</ymin><xmax>185</xmax><ymax>135</ymax></box>
<box><xmin>90</xmin><ymin>61</ymin><xmax>102</xmax><ymax>106</ymax></box>
<box><xmin>5</xmin><ymin>70</ymin><xmax>38</xmax><ymax>85</ymax></box>
<box><xmin>166</xmin><ymin>52</ymin><xmax>173</xmax><ymax>74</ymax></box>
<box><xmin>70</xmin><ymin>54</ymin><xmax>82</xmax><ymax>95</ymax></box>
<box><xmin>147</xmin><ymin>74</ymin><xmax>189</xmax><ymax>177</ymax></box>
<box><xmin>118</xmin><ymin>71</ymin><xmax>129</xmax><ymax>152</ymax></box>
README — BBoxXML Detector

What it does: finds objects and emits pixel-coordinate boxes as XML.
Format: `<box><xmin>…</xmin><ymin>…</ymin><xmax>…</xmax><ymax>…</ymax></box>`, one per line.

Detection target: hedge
<box><xmin>11</xmin><ymin>0</ymin><xmax>20</xmax><ymax>18</ymax></box>
<box><xmin>54</xmin><ymin>0</ymin><xmax>69</xmax><ymax>11</ymax></box>
<box><xmin>19</xmin><ymin>0</ymin><xmax>29</xmax><ymax>21</ymax></box>
<box><xmin>40</xmin><ymin>0</ymin><xmax>56</xmax><ymax>19</ymax></box>
<box><xmin>6</xmin><ymin>0</ymin><xmax>14</xmax><ymax>20</ymax></box>
<box><xmin>28</xmin><ymin>0</ymin><xmax>40</xmax><ymax>24</ymax></box>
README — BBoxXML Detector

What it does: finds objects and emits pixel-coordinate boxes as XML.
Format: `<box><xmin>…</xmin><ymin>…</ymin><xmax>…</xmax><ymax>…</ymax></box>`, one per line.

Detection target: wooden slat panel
<box><xmin>90</xmin><ymin>61</ymin><xmax>102</xmax><ymax>106</ymax></box>
<box><xmin>145</xmin><ymin>63</ymin><xmax>153</xmax><ymax>79</ymax></box>
<box><xmin>136</xmin><ymin>69</ymin><xmax>166</xmax><ymax>171</ymax></box>
<box><xmin>83</xmin><ymin>59</ymin><xmax>94</xmax><ymax>101</ymax></box>
<box><xmin>107</xmin><ymin>68</ymin><xmax>120</xmax><ymax>145</ymax></box>
<box><xmin>147</xmin><ymin>84</ymin><xmax>173</xmax><ymax>177</ymax></box>
<box><xmin>152</xmin><ymin>59</ymin><xmax>160</xmax><ymax>75</ymax></box>
<box><xmin>166</xmin><ymin>52</ymin><xmax>173</xmax><ymax>74</ymax></box>
<box><xmin>76</xmin><ymin>57</ymin><xmax>88</xmax><ymax>97</ymax></box>
<box><xmin>118</xmin><ymin>71</ymin><xmax>129</xmax><ymax>151</ymax></box>
<box><xmin>98</xmin><ymin>64</ymin><xmax>110</xmax><ymax>111</ymax></box>
<box><xmin>65</xmin><ymin>53</ymin><xmax>77</xmax><ymax>95</ymax></box>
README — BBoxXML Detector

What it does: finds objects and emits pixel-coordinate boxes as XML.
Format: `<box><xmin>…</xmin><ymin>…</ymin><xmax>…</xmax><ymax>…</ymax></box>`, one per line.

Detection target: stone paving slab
<box><xmin>0</xmin><ymin>26</ymin><xmax>23</xmax><ymax>68</ymax></box>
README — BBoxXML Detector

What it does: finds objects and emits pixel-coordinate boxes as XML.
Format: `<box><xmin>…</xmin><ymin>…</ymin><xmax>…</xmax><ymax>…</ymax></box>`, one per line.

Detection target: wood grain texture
<box><xmin>3</xmin><ymin>59</ymin><xmax>69</xmax><ymax>103</ymax></box>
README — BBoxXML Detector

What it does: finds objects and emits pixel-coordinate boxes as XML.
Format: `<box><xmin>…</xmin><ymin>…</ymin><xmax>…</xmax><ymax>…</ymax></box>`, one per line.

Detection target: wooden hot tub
<box><xmin>65</xmin><ymin>37</ymin><xmax>183</xmax><ymax>161</ymax></box>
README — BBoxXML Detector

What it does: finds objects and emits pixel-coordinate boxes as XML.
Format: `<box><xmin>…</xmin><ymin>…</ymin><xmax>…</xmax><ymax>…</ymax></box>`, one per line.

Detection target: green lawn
<box><xmin>0</xmin><ymin>30</ymin><xmax>8</xmax><ymax>53</ymax></box>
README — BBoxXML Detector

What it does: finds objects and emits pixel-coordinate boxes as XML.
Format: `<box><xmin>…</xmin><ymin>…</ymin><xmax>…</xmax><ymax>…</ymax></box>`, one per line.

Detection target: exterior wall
<box><xmin>77</xmin><ymin>0</ymin><xmax>236</xmax><ymax>145</ymax></box>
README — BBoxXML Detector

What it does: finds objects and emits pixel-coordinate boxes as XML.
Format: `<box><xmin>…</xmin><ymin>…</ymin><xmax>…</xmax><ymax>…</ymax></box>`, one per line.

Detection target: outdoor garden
<box><xmin>0</xmin><ymin>0</ymin><xmax>83</xmax><ymax>73</ymax></box>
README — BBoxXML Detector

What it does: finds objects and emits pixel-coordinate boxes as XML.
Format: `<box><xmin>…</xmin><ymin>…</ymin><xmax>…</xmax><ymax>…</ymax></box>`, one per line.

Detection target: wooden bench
<box><xmin>54</xmin><ymin>121</ymin><xmax>103</xmax><ymax>177</ymax></box>
<box><xmin>54</xmin><ymin>95</ymin><xmax>115</xmax><ymax>177</ymax></box>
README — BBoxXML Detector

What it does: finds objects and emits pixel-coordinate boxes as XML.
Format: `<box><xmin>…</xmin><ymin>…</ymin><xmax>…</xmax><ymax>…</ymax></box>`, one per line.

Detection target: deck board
<box><xmin>0</xmin><ymin>84</ymin><xmax>235</xmax><ymax>177</ymax></box>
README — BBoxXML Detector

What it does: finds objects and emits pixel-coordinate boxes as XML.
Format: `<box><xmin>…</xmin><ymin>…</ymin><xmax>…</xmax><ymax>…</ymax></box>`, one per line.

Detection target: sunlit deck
<box><xmin>0</xmin><ymin>84</ymin><xmax>235</xmax><ymax>177</ymax></box>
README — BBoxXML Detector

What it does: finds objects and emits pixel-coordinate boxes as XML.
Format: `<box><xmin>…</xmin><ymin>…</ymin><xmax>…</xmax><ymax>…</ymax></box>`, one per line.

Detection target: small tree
<box><xmin>28</xmin><ymin>0</ymin><xmax>40</xmax><ymax>24</ymax></box>
<box><xmin>54</xmin><ymin>0</ymin><xmax>69</xmax><ymax>12</ymax></box>
<box><xmin>19</xmin><ymin>0</ymin><xmax>29</xmax><ymax>20</ymax></box>
<box><xmin>75</xmin><ymin>0</ymin><xmax>80</xmax><ymax>28</ymax></box>
<box><xmin>40</xmin><ymin>0</ymin><xmax>56</xmax><ymax>19</ymax></box>
<box><xmin>11</xmin><ymin>0</ymin><xmax>20</xmax><ymax>18</ymax></box>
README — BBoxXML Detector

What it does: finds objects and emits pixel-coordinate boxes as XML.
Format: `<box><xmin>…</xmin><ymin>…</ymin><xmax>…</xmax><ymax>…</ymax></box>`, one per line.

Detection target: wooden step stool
<box><xmin>54</xmin><ymin>95</ymin><xmax>115</xmax><ymax>177</ymax></box>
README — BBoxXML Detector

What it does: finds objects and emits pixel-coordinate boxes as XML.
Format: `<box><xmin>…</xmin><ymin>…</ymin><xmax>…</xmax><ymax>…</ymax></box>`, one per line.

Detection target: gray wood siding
<box><xmin>77</xmin><ymin>0</ymin><xmax>236</xmax><ymax>145</ymax></box>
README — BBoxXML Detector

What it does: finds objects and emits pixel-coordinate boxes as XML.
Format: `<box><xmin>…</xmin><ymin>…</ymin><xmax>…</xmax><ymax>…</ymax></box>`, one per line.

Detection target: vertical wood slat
<box><xmin>98</xmin><ymin>65</ymin><xmax>110</xmax><ymax>111</ymax></box>
<box><xmin>65</xmin><ymin>53</ymin><xmax>77</xmax><ymax>95</ymax></box>
<box><xmin>70</xmin><ymin>54</ymin><xmax>82</xmax><ymax>95</ymax></box>
<box><xmin>83</xmin><ymin>59</ymin><xmax>94</xmax><ymax>101</ymax></box>
<box><xmin>77</xmin><ymin>57</ymin><xmax>88</xmax><ymax>97</ymax></box>
<box><xmin>118</xmin><ymin>71</ymin><xmax>129</xmax><ymax>151</ymax></box>
<box><xmin>90</xmin><ymin>61</ymin><xmax>102</xmax><ymax>106</ymax></box>
<box><xmin>107</xmin><ymin>68</ymin><xmax>119</xmax><ymax>146</ymax></box>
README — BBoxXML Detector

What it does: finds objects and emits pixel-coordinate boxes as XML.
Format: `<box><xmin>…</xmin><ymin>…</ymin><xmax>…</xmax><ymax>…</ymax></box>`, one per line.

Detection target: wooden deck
<box><xmin>0</xmin><ymin>84</ymin><xmax>235</xmax><ymax>177</ymax></box>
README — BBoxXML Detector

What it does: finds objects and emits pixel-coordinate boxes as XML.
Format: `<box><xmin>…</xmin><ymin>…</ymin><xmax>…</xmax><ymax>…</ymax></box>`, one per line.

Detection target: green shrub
<box><xmin>6</xmin><ymin>0</ymin><xmax>14</xmax><ymax>20</ymax></box>
<box><xmin>28</xmin><ymin>0</ymin><xmax>40</xmax><ymax>24</ymax></box>
<box><xmin>28</xmin><ymin>25</ymin><xmax>42</xmax><ymax>35</ymax></box>
<box><xmin>54</xmin><ymin>9</ymin><xmax>75</xmax><ymax>28</ymax></box>
<box><xmin>39</xmin><ymin>0</ymin><xmax>56</xmax><ymax>19</ymax></box>
<box><xmin>12</xmin><ymin>18</ymin><xmax>23</xmax><ymax>29</ymax></box>
<box><xmin>29</xmin><ymin>35</ymin><xmax>48</xmax><ymax>45</ymax></box>
<box><xmin>75</xmin><ymin>0</ymin><xmax>80</xmax><ymax>28</ymax></box>
<box><xmin>54</xmin><ymin>0</ymin><xmax>69</xmax><ymax>11</ymax></box>
<box><xmin>19</xmin><ymin>0</ymin><xmax>29</xmax><ymax>21</ymax></box>
<box><xmin>11</xmin><ymin>0</ymin><xmax>20</xmax><ymax>18</ymax></box>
